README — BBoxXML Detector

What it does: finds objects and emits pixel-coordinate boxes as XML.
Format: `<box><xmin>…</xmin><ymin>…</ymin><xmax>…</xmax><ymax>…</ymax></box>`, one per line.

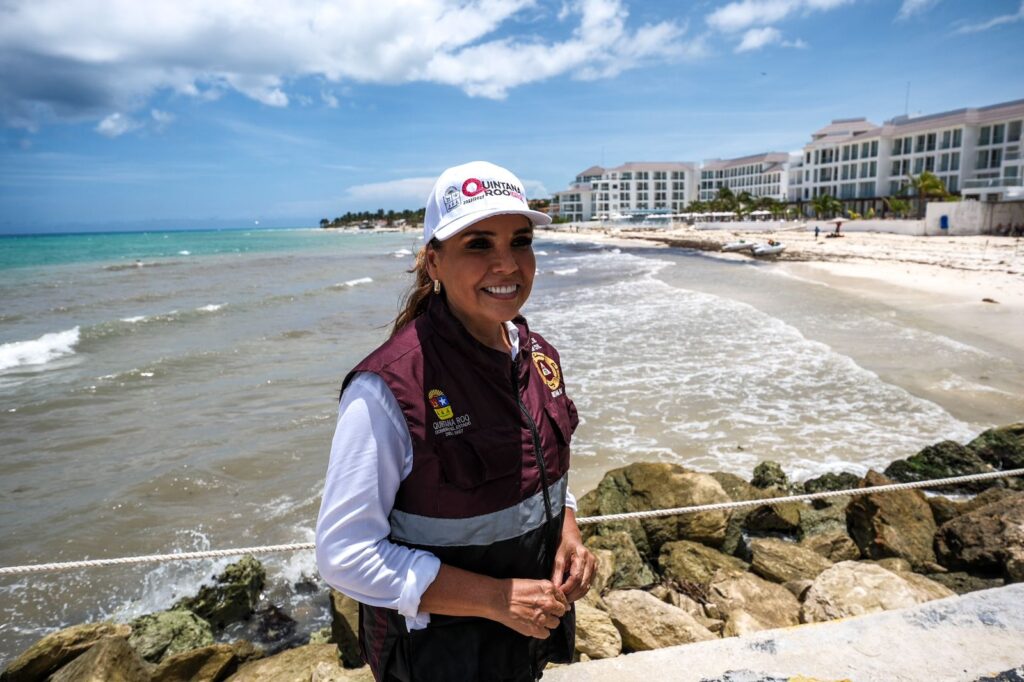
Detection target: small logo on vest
<box><xmin>427</xmin><ymin>389</ymin><xmax>454</xmax><ymax>420</ymax></box>
<box><xmin>532</xmin><ymin>352</ymin><xmax>561</xmax><ymax>392</ymax></box>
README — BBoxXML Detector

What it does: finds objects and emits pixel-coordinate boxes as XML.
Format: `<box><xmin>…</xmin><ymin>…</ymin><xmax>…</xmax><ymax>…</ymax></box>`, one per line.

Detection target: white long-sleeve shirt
<box><xmin>315</xmin><ymin>323</ymin><xmax>576</xmax><ymax>630</ymax></box>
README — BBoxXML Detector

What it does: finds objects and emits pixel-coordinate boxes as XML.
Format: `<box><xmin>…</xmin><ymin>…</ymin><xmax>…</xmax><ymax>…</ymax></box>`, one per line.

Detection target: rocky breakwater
<box><xmin>573</xmin><ymin>423</ymin><xmax>1024</xmax><ymax>664</ymax></box>
<box><xmin>3</xmin><ymin>423</ymin><xmax>1022</xmax><ymax>680</ymax></box>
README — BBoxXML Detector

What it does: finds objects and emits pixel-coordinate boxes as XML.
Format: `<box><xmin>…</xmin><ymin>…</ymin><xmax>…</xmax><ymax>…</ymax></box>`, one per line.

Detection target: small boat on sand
<box><xmin>722</xmin><ymin>240</ymin><xmax>755</xmax><ymax>252</ymax></box>
<box><xmin>752</xmin><ymin>242</ymin><xmax>786</xmax><ymax>256</ymax></box>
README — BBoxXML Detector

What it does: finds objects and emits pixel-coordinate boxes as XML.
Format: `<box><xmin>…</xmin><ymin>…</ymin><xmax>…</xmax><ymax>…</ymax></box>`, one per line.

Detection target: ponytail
<box><xmin>391</xmin><ymin>239</ymin><xmax>440</xmax><ymax>337</ymax></box>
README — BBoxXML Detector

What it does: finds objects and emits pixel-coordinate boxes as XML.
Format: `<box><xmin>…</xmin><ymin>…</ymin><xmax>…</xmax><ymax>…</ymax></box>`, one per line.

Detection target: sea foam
<box><xmin>0</xmin><ymin>327</ymin><xmax>81</xmax><ymax>372</ymax></box>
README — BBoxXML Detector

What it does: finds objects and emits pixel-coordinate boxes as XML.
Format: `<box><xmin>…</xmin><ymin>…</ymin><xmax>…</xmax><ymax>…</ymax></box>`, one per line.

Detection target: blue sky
<box><xmin>1</xmin><ymin>0</ymin><xmax>1022</xmax><ymax>233</ymax></box>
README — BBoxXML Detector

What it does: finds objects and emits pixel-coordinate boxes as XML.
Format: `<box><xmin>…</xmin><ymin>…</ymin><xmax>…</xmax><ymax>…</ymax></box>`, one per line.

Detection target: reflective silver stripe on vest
<box><xmin>389</xmin><ymin>475</ymin><xmax>568</xmax><ymax>548</ymax></box>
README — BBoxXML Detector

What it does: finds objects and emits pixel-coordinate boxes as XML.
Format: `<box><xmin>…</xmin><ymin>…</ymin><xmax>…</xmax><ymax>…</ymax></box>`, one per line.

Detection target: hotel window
<box><xmin>870</xmin><ymin>161</ymin><xmax>877</xmax><ymax>176</ymax></box>
<box><xmin>914</xmin><ymin>158</ymin><xmax>924</xmax><ymax>174</ymax></box>
<box><xmin>901</xmin><ymin>159</ymin><xmax>911</xmax><ymax>175</ymax></box>
<box><xmin>1009</xmin><ymin>121</ymin><xmax>1022</xmax><ymax>142</ymax></box>
<box><xmin>860</xmin><ymin>162</ymin><xmax>869</xmax><ymax>177</ymax></box>
<box><xmin>621</xmin><ymin>172</ymin><xmax>632</xmax><ymax>180</ymax></box>
<box><xmin>925</xmin><ymin>156</ymin><xmax>935</xmax><ymax>172</ymax></box>
<box><xmin>948</xmin><ymin>176</ymin><xmax>958</xmax><ymax>193</ymax></box>
<box><xmin>806</xmin><ymin>152</ymin><xmax>812</xmax><ymax>163</ymax></box>
<box><xmin>952</xmin><ymin>129</ymin><xmax>962</xmax><ymax>147</ymax></box>
<box><xmin>951</xmin><ymin>153</ymin><xmax>960</xmax><ymax>171</ymax></box>
<box><xmin>638</xmin><ymin>172</ymin><xmax>649</xmax><ymax>179</ymax></box>
<box><xmin>859</xmin><ymin>181</ymin><xmax>874</xmax><ymax>197</ymax></box>
<box><xmin>926</xmin><ymin>133</ymin><xmax>936</xmax><ymax>151</ymax></box>
<box><xmin>871</xmin><ymin>141</ymin><xmax>878</xmax><ymax>157</ymax></box>
<box><xmin>842</xmin><ymin>146</ymin><xmax>850</xmax><ymax>161</ymax></box>
<box><xmin>1007</xmin><ymin>166</ymin><xmax>1019</xmax><ymax>179</ymax></box>
<box><xmin>941</xmin><ymin>130</ymin><xmax>951</xmax><ymax>149</ymax></box>
<box><xmin>891</xmin><ymin>160</ymin><xmax>901</xmax><ymax>175</ymax></box>
<box><xmin>979</xmin><ymin>126</ymin><xmax>991</xmax><ymax>146</ymax></box>
<box><xmin>993</xmin><ymin>124</ymin><xmax>1005</xmax><ymax>145</ymax></box>
<box><xmin>841</xmin><ymin>165</ymin><xmax>850</xmax><ymax>180</ymax></box>
<box><xmin>903</xmin><ymin>138</ymin><xmax>913</xmax><ymax>154</ymax></box>
<box><xmin>861</xmin><ymin>142</ymin><xmax>869</xmax><ymax>157</ymax></box>
<box><xmin>892</xmin><ymin>139</ymin><xmax>902</xmax><ymax>155</ymax></box>
<box><xmin>991</xmin><ymin>149</ymin><xmax>1002</xmax><ymax>167</ymax></box>
<box><xmin>889</xmin><ymin>181</ymin><xmax>901</xmax><ymax>195</ymax></box>
<box><xmin>851</xmin><ymin>145</ymin><xmax>859</xmax><ymax>160</ymax></box>
<box><xmin>976</xmin><ymin>150</ymin><xmax>989</xmax><ymax>169</ymax></box>
<box><xmin>915</xmin><ymin>135</ymin><xmax>926</xmax><ymax>153</ymax></box>
<box><xmin>940</xmin><ymin>154</ymin><xmax>950</xmax><ymax>172</ymax></box>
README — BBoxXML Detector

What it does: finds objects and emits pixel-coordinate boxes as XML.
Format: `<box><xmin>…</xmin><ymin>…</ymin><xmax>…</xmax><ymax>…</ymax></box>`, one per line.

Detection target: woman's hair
<box><xmin>391</xmin><ymin>238</ymin><xmax>440</xmax><ymax>337</ymax></box>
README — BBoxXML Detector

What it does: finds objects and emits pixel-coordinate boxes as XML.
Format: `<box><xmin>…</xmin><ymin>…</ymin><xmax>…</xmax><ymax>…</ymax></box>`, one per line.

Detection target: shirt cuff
<box><xmin>397</xmin><ymin>552</ymin><xmax>443</xmax><ymax>631</ymax></box>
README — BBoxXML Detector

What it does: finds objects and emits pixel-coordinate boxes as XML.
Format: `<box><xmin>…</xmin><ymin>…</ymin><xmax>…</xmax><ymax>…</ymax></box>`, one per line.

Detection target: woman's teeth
<box><xmin>484</xmin><ymin>285</ymin><xmax>517</xmax><ymax>295</ymax></box>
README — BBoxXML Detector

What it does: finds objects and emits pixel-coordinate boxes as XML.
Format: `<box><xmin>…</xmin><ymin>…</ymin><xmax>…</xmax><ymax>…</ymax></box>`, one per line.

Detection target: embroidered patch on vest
<box><xmin>427</xmin><ymin>389</ymin><xmax>454</xmax><ymax>420</ymax></box>
<box><xmin>532</xmin><ymin>352</ymin><xmax>561</xmax><ymax>392</ymax></box>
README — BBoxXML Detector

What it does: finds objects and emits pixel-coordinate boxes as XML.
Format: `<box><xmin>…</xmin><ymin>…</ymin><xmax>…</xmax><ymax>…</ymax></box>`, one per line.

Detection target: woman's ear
<box><xmin>424</xmin><ymin>244</ymin><xmax>440</xmax><ymax>280</ymax></box>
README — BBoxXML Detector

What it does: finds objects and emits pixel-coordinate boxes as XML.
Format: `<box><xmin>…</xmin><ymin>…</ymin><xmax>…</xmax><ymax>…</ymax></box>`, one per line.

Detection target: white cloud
<box><xmin>0</xmin><ymin>0</ymin><xmax>692</xmax><ymax>127</ymax></box>
<box><xmin>896</xmin><ymin>0</ymin><xmax>938</xmax><ymax>21</ymax></box>
<box><xmin>321</xmin><ymin>90</ymin><xmax>339</xmax><ymax>108</ymax></box>
<box><xmin>735</xmin><ymin>26</ymin><xmax>782</xmax><ymax>52</ymax></box>
<box><xmin>707</xmin><ymin>0</ymin><xmax>853</xmax><ymax>33</ymax></box>
<box><xmin>953</xmin><ymin>1</ymin><xmax>1024</xmax><ymax>34</ymax></box>
<box><xmin>95</xmin><ymin>112</ymin><xmax>140</xmax><ymax>137</ymax></box>
<box><xmin>781</xmin><ymin>37</ymin><xmax>808</xmax><ymax>48</ymax></box>
<box><xmin>150</xmin><ymin>109</ymin><xmax>174</xmax><ymax>131</ymax></box>
<box><xmin>345</xmin><ymin>177</ymin><xmax>437</xmax><ymax>205</ymax></box>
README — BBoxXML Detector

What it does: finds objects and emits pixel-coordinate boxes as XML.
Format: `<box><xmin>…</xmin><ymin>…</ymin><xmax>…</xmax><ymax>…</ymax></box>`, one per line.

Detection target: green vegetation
<box><xmin>810</xmin><ymin>193</ymin><xmax>843</xmax><ymax>219</ymax></box>
<box><xmin>319</xmin><ymin>208</ymin><xmax>425</xmax><ymax>229</ymax></box>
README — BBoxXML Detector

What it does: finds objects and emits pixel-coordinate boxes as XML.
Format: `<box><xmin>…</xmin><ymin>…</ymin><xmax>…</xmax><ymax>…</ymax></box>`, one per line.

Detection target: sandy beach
<box><xmin>545</xmin><ymin>225</ymin><xmax>1024</xmax><ymax>353</ymax></box>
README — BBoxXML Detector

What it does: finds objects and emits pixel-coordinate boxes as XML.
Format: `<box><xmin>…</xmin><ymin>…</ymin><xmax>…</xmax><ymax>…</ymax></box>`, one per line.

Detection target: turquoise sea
<box><xmin>2</xmin><ymin>226</ymin><xmax>1020</xmax><ymax>664</ymax></box>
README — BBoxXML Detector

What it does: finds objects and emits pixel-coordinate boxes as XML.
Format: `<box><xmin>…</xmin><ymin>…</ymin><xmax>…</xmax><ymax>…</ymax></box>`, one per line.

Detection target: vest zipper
<box><xmin>512</xmin><ymin>357</ymin><xmax>553</xmax><ymax>526</ymax></box>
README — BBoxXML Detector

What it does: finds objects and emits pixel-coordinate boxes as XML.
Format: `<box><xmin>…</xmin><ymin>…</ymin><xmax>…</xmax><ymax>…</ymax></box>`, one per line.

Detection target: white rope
<box><xmin>1</xmin><ymin>468</ymin><xmax>1021</xmax><ymax>576</ymax></box>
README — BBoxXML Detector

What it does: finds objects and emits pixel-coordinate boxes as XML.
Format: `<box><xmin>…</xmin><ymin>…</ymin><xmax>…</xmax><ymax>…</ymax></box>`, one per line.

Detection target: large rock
<box><xmin>967</xmin><ymin>423</ymin><xmax>1024</xmax><ymax>470</ymax></box>
<box><xmin>924</xmin><ymin>571</ymin><xmax>1004</xmax><ymax>595</ymax></box>
<box><xmin>584</xmin><ymin>531</ymin><xmax>655</xmax><ymax>589</ymax></box>
<box><xmin>845</xmin><ymin>470</ymin><xmax>937</xmax><ymax>569</ymax></box>
<box><xmin>0</xmin><ymin>622</ymin><xmax>131</xmax><ymax>682</ymax></box>
<box><xmin>578</xmin><ymin>463</ymin><xmax>732</xmax><ymax>558</ymax></box>
<box><xmin>928</xmin><ymin>487</ymin><xmax>1018</xmax><ymax>527</ymax></box>
<box><xmin>49</xmin><ymin>636</ymin><xmax>148</xmax><ymax>682</ymax></box>
<box><xmin>802</xmin><ymin>472</ymin><xmax>861</xmax><ymax>495</ymax></box>
<box><xmin>799</xmin><ymin>529</ymin><xmax>861</xmax><ymax>562</ymax></box>
<box><xmin>884</xmin><ymin>441</ymin><xmax>995</xmax><ymax>493</ymax></box>
<box><xmin>151</xmin><ymin>643</ymin><xmax>238</xmax><ymax>682</ymax></box>
<box><xmin>705</xmin><ymin>569</ymin><xmax>800</xmax><ymax>631</ymax></box>
<box><xmin>603</xmin><ymin>590</ymin><xmax>716</xmax><ymax>652</ymax></box>
<box><xmin>797</xmin><ymin>498</ymin><xmax>849</xmax><ymax>539</ymax></box>
<box><xmin>224</xmin><ymin>643</ymin><xmax>371</xmax><ymax>681</ymax></box>
<box><xmin>721</xmin><ymin>609</ymin><xmax>776</xmax><ymax>637</ymax></box>
<box><xmin>175</xmin><ymin>556</ymin><xmax>265</xmax><ymax>630</ymax></box>
<box><xmin>750</xmin><ymin>461</ymin><xmax>789</xmax><ymax>490</ymax></box>
<box><xmin>657</xmin><ymin>540</ymin><xmax>748</xmax><ymax>586</ymax></box>
<box><xmin>128</xmin><ymin>609</ymin><xmax>215</xmax><ymax>663</ymax></box>
<box><xmin>573</xmin><ymin>601</ymin><xmax>622</xmax><ymax>659</ymax></box>
<box><xmin>748</xmin><ymin>537</ymin><xmax>834</xmax><ymax>584</ymax></box>
<box><xmin>709</xmin><ymin>472</ymin><xmax>770</xmax><ymax>556</ymax></box>
<box><xmin>743</xmin><ymin>500</ymin><xmax>801</xmax><ymax>534</ymax></box>
<box><xmin>800</xmin><ymin>561</ymin><xmax>954</xmax><ymax>623</ymax></box>
<box><xmin>935</xmin><ymin>493</ymin><xmax>1024</xmax><ymax>578</ymax></box>
<box><xmin>329</xmin><ymin>589</ymin><xmax>362</xmax><ymax>668</ymax></box>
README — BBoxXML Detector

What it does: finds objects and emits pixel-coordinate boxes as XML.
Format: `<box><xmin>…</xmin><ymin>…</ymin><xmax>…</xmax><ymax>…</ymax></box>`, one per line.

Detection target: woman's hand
<box><xmin>551</xmin><ymin>509</ymin><xmax>596</xmax><ymax>603</ymax></box>
<box><xmin>494</xmin><ymin>578</ymin><xmax>570</xmax><ymax>639</ymax></box>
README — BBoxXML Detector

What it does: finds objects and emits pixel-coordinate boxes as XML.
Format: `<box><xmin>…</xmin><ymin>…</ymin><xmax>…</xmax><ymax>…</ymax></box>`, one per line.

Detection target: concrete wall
<box><xmin>924</xmin><ymin>199</ymin><xmax>1024</xmax><ymax>235</ymax></box>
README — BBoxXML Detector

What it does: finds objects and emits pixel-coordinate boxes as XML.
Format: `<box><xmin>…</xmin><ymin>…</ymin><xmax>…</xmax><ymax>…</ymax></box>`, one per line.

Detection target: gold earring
<box><xmin>433</xmin><ymin>280</ymin><xmax>441</xmax><ymax>294</ymax></box>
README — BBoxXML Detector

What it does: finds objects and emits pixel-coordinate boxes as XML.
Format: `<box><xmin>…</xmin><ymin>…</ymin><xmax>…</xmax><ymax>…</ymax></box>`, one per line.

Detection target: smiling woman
<box><xmin>316</xmin><ymin>161</ymin><xmax>594</xmax><ymax>681</ymax></box>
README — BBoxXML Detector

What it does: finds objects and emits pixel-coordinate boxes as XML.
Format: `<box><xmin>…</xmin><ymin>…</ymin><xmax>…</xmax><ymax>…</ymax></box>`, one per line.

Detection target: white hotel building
<box><xmin>552</xmin><ymin>98</ymin><xmax>1024</xmax><ymax>220</ymax></box>
<box><xmin>794</xmin><ymin>98</ymin><xmax>1024</xmax><ymax>210</ymax></box>
<box><xmin>552</xmin><ymin>162</ymin><xmax>697</xmax><ymax>222</ymax></box>
<box><xmin>699</xmin><ymin>152</ymin><xmax>792</xmax><ymax>203</ymax></box>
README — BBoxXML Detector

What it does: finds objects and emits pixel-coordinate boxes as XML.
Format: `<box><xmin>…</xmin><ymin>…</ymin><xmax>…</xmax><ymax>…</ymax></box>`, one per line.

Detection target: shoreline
<box><xmin>542</xmin><ymin>224</ymin><xmax>1024</xmax><ymax>357</ymax></box>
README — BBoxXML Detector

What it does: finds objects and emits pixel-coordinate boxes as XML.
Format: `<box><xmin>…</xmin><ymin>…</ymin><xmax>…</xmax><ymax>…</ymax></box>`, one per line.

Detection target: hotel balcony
<box><xmin>963</xmin><ymin>177</ymin><xmax>1023</xmax><ymax>189</ymax></box>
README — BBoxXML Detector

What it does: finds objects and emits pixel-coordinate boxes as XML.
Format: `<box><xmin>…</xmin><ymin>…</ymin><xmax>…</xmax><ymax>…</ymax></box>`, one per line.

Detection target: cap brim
<box><xmin>433</xmin><ymin>208</ymin><xmax>552</xmax><ymax>242</ymax></box>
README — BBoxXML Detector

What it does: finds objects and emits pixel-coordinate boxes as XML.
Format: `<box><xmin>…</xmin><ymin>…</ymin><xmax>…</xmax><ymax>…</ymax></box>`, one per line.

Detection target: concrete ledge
<box><xmin>546</xmin><ymin>584</ymin><xmax>1024</xmax><ymax>682</ymax></box>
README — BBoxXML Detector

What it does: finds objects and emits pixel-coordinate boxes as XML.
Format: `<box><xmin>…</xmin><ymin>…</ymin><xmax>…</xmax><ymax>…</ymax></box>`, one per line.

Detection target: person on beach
<box><xmin>814</xmin><ymin>225</ymin><xmax>820</xmax><ymax>240</ymax></box>
<box><xmin>316</xmin><ymin>161</ymin><xmax>595</xmax><ymax>682</ymax></box>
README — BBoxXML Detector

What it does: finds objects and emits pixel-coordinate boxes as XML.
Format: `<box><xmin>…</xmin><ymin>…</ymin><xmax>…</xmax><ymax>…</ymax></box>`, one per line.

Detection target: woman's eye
<box><xmin>513</xmin><ymin>236</ymin><xmax>534</xmax><ymax>248</ymax></box>
<box><xmin>467</xmin><ymin>238</ymin><xmax>491</xmax><ymax>249</ymax></box>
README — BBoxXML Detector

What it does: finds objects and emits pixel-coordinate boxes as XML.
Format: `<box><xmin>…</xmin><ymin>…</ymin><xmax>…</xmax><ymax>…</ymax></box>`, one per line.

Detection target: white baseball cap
<box><xmin>424</xmin><ymin>161</ymin><xmax>552</xmax><ymax>242</ymax></box>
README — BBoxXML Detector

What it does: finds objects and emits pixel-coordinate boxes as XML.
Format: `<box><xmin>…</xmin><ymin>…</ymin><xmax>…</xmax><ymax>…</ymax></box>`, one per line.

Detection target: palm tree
<box><xmin>811</xmin><ymin>193</ymin><xmax>842</xmax><ymax>219</ymax></box>
<box><xmin>905</xmin><ymin>171</ymin><xmax>948</xmax><ymax>218</ymax></box>
<box><xmin>883</xmin><ymin>196</ymin><xmax>912</xmax><ymax>218</ymax></box>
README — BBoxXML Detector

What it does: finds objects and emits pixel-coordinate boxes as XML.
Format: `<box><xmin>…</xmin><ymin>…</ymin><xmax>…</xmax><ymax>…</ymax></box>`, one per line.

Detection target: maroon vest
<box><xmin>343</xmin><ymin>295</ymin><xmax>577</xmax><ymax>681</ymax></box>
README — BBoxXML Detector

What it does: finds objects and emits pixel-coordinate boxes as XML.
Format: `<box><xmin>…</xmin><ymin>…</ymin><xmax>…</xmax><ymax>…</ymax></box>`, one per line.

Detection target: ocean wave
<box><xmin>0</xmin><ymin>327</ymin><xmax>80</xmax><ymax>372</ymax></box>
<box><xmin>115</xmin><ymin>303</ymin><xmax>225</xmax><ymax>327</ymax></box>
<box><xmin>103</xmin><ymin>260</ymin><xmax>178</xmax><ymax>272</ymax></box>
<box><xmin>330</xmin><ymin>277</ymin><xmax>373</xmax><ymax>290</ymax></box>
<box><xmin>391</xmin><ymin>249</ymin><xmax>413</xmax><ymax>258</ymax></box>
<box><xmin>551</xmin><ymin>268</ymin><xmax>578</xmax><ymax>276</ymax></box>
